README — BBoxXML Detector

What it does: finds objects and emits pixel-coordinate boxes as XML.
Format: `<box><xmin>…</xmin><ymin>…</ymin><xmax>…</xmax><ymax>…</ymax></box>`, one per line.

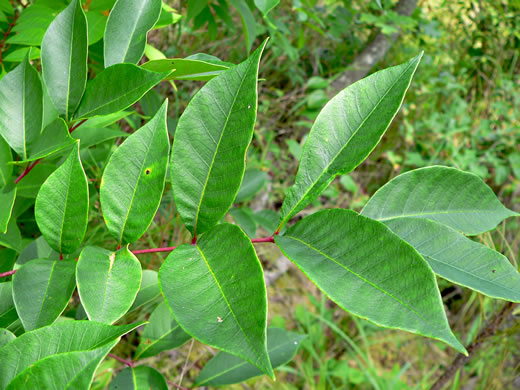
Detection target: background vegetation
<box><xmin>1</xmin><ymin>0</ymin><xmax>519</xmax><ymax>388</ymax></box>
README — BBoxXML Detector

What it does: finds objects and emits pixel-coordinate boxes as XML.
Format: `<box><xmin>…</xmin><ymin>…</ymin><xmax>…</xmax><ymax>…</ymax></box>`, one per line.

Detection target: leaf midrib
<box><xmin>285</xmin><ymin>234</ymin><xmax>432</xmax><ymax>326</ymax></box>
<box><xmin>192</xmin><ymin>58</ymin><xmax>255</xmax><ymax>235</ymax></box>
<box><xmin>376</xmin><ymin>208</ymin><xmax>511</xmax><ymax>222</ymax></box>
<box><xmin>77</xmin><ymin>69</ymin><xmax>165</xmax><ymax>118</ymax></box>
<box><xmin>279</xmin><ymin>59</ymin><xmax>417</xmax><ymax>229</ymax></box>
<box><xmin>32</xmin><ymin>261</ymin><xmax>57</xmax><ymax>329</ymax></box>
<box><xmin>196</xmin><ymin>245</ymin><xmax>266</xmax><ymax>367</ymax></box>
<box><xmin>118</xmin><ymin>0</ymin><xmax>148</xmax><ymax>64</ymax></box>
<box><xmin>117</xmin><ymin>125</ymin><xmax>156</xmax><ymax>244</ymax></box>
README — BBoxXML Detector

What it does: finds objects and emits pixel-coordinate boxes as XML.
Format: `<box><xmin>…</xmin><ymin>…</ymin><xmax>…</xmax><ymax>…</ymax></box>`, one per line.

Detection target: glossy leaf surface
<box><xmin>41</xmin><ymin>0</ymin><xmax>88</xmax><ymax>119</ymax></box>
<box><xmin>159</xmin><ymin>223</ymin><xmax>273</xmax><ymax>377</ymax></box>
<box><xmin>278</xmin><ymin>54</ymin><xmax>422</xmax><ymax>230</ymax></box>
<box><xmin>35</xmin><ymin>143</ymin><xmax>89</xmax><ymax>254</ymax></box>
<box><xmin>275</xmin><ymin>209</ymin><xmax>466</xmax><ymax>354</ymax></box>
<box><xmin>100</xmin><ymin>100</ymin><xmax>169</xmax><ymax>244</ymax></box>
<box><xmin>75</xmin><ymin>64</ymin><xmax>169</xmax><ymax>119</ymax></box>
<box><xmin>0</xmin><ymin>218</ymin><xmax>22</xmax><ymax>252</ymax></box>
<box><xmin>0</xmin><ymin>137</ymin><xmax>12</xmax><ymax>187</ymax></box>
<box><xmin>0</xmin><ymin>55</ymin><xmax>42</xmax><ymax>159</ymax></box>
<box><xmin>135</xmin><ymin>301</ymin><xmax>191</xmax><ymax>359</ymax></box>
<box><xmin>72</xmin><ymin>126</ymin><xmax>128</xmax><ymax>148</ymax></box>
<box><xmin>196</xmin><ymin>327</ymin><xmax>305</xmax><ymax>386</ymax></box>
<box><xmin>13</xmin><ymin>258</ymin><xmax>76</xmax><ymax>331</ymax></box>
<box><xmin>385</xmin><ymin>217</ymin><xmax>520</xmax><ymax>302</ymax></box>
<box><xmin>0</xmin><ymin>321</ymin><xmax>142</xmax><ymax>390</ymax></box>
<box><xmin>141</xmin><ymin>58</ymin><xmax>229</xmax><ymax>81</ymax></box>
<box><xmin>77</xmin><ymin>246</ymin><xmax>142</xmax><ymax>324</ymax></box>
<box><xmin>361</xmin><ymin>166</ymin><xmax>517</xmax><ymax>235</ymax></box>
<box><xmin>109</xmin><ymin>366</ymin><xmax>168</xmax><ymax>390</ymax></box>
<box><xmin>235</xmin><ymin>168</ymin><xmax>267</xmax><ymax>202</ymax></box>
<box><xmin>104</xmin><ymin>0</ymin><xmax>162</xmax><ymax>67</ymax></box>
<box><xmin>171</xmin><ymin>41</ymin><xmax>266</xmax><ymax>236</ymax></box>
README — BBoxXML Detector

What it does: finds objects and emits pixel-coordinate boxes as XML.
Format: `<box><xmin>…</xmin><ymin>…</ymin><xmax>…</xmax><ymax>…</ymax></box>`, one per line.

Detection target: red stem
<box><xmin>251</xmin><ymin>236</ymin><xmax>275</xmax><ymax>243</ymax></box>
<box><xmin>69</xmin><ymin>119</ymin><xmax>87</xmax><ymax>133</ymax></box>
<box><xmin>0</xmin><ymin>12</ymin><xmax>19</xmax><ymax>64</ymax></box>
<box><xmin>14</xmin><ymin>159</ymin><xmax>41</xmax><ymax>184</ymax></box>
<box><xmin>132</xmin><ymin>246</ymin><xmax>177</xmax><ymax>255</ymax></box>
<box><xmin>0</xmin><ymin>270</ymin><xmax>16</xmax><ymax>278</ymax></box>
<box><xmin>107</xmin><ymin>353</ymin><xmax>135</xmax><ymax>367</ymax></box>
<box><xmin>13</xmin><ymin>119</ymin><xmax>88</xmax><ymax>184</ymax></box>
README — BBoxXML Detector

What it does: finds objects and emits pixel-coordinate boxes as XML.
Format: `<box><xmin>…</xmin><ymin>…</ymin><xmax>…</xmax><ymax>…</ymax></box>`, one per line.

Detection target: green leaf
<box><xmin>12</xmin><ymin>258</ymin><xmax>76</xmax><ymax>331</ymax></box>
<box><xmin>153</xmin><ymin>2</ymin><xmax>182</xmax><ymax>29</ymax></box>
<box><xmin>229</xmin><ymin>207</ymin><xmax>257</xmax><ymax>238</ymax></box>
<box><xmin>72</xmin><ymin>126</ymin><xmax>128</xmax><ymax>148</ymax></box>
<box><xmin>14</xmin><ymin>118</ymin><xmax>75</xmax><ymax>163</ymax></box>
<box><xmin>0</xmin><ymin>219</ymin><xmax>22</xmax><ymax>252</ymax></box>
<box><xmin>16</xmin><ymin>236</ymin><xmax>58</xmax><ymax>268</ymax></box>
<box><xmin>0</xmin><ymin>282</ymin><xmax>18</xmax><ymax>329</ymax></box>
<box><xmin>229</xmin><ymin>0</ymin><xmax>256</xmax><ymax>52</ymax></box>
<box><xmin>361</xmin><ymin>166</ymin><xmax>518</xmax><ymax>235</ymax></box>
<box><xmin>0</xmin><ymin>320</ymin><xmax>142</xmax><ymax>390</ymax></box>
<box><xmin>0</xmin><ymin>55</ymin><xmax>43</xmax><ymax>159</ymax></box>
<box><xmin>254</xmin><ymin>0</ymin><xmax>280</xmax><ymax>16</ymax></box>
<box><xmin>3</xmin><ymin>47</ymin><xmax>41</xmax><ymax>63</ymax></box>
<box><xmin>7</xmin><ymin>1</ymin><xmax>68</xmax><ymax>46</ymax></box>
<box><xmin>129</xmin><ymin>270</ymin><xmax>161</xmax><ymax>312</ymax></box>
<box><xmin>278</xmin><ymin>54</ymin><xmax>422</xmax><ymax>231</ymax></box>
<box><xmin>141</xmin><ymin>58</ymin><xmax>229</xmax><ymax>81</ymax></box>
<box><xmin>134</xmin><ymin>301</ymin><xmax>191</xmax><ymax>359</ymax></box>
<box><xmin>41</xmin><ymin>0</ymin><xmax>88</xmax><ymax>120</ymax></box>
<box><xmin>275</xmin><ymin>209</ymin><xmax>466</xmax><ymax>354</ymax></box>
<box><xmin>0</xmin><ymin>184</ymin><xmax>16</xmax><ymax>234</ymax></box>
<box><xmin>109</xmin><ymin>366</ymin><xmax>168</xmax><ymax>390</ymax></box>
<box><xmin>75</xmin><ymin>64</ymin><xmax>169</xmax><ymax>119</ymax></box>
<box><xmin>187</xmin><ymin>0</ymin><xmax>208</xmax><ymax>19</ymax></box>
<box><xmin>159</xmin><ymin>223</ymin><xmax>273</xmax><ymax>377</ymax></box>
<box><xmin>104</xmin><ymin>0</ymin><xmax>162</xmax><ymax>67</ymax></box>
<box><xmin>76</xmin><ymin>245</ymin><xmax>142</xmax><ymax>324</ymax></box>
<box><xmin>35</xmin><ymin>142</ymin><xmax>89</xmax><ymax>254</ymax></box>
<box><xmin>100</xmin><ymin>100</ymin><xmax>169</xmax><ymax>244</ymax></box>
<box><xmin>196</xmin><ymin>327</ymin><xmax>306</xmax><ymax>386</ymax></box>
<box><xmin>235</xmin><ymin>168</ymin><xmax>267</xmax><ymax>202</ymax></box>
<box><xmin>384</xmin><ymin>217</ymin><xmax>520</xmax><ymax>302</ymax></box>
<box><xmin>0</xmin><ymin>329</ymin><xmax>15</xmax><ymax>348</ymax></box>
<box><xmin>171</xmin><ymin>41</ymin><xmax>266</xmax><ymax>236</ymax></box>
<box><xmin>0</xmin><ymin>137</ymin><xmax>12</xmax><ymax>187</ymax></box>
<box><xmin>86</xmin><ymin>11</ymin><xmax>107</xmax><ymax>46</ymax></box>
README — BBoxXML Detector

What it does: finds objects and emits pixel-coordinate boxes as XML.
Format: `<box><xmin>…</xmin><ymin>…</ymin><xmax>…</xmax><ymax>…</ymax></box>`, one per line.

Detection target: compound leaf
<box><xmin>0</xmin><ymin>55</ymin><xmax>43</xmax><ymax>159</ymax></box>
<box><xmin>361</xmin><ymin>166</ymin><xmax>518</xmax><ymax>235</ymax></box>
<box><xmin>171</xmin><ymin>40</ymin><xmax>266</xmax><ymax>236</ymax></box>
<box><xmin>76</xmin><ymin>246</ymin><xmax>142</xmax><ymax>324</ymax></box>
<box><xmin>75</xmin><ymin>64</ymin><xmax>169</xmax><ymax>119</ymax></box>
<box><xmin>278</xmin><ymin>54</ymin><xmax>422</xmax><ymax>231</ymax></box>
<box><xmin>104</xmin><ymin>0</ymin><xmax>162</xmax><ymax>67</ymax></box>
<box><xmin>41</xmin><ymin>0</ymin><xmax>88</xmax><ymax>120</ymax></box>
<box><xmin>275</xmin><ymin>209</ymin><xmax>466</xmax><ymax>354</ymax></box>
<box><xmin>159</xmin><ymin>223</ymin><xmax>273</xmax><ymax>377</ymax></box>
<box><xmin>384</xmin><ymin>217</ymin><xmax>520</xmax><ymax>302</ymax></box>
<box><xmin>35</xmin><ymin>142</ymin><xmax>89</xmax><ymax>254</ymax></box>
<box><xmin>13</xmin><ymin>258</ymin><xmax>76</xmax><ymax>331</ymax></box>
<box><xmin>100</xmin><ymin>100</ymin><xmax>169</xmax><ymax>244</ymax></box>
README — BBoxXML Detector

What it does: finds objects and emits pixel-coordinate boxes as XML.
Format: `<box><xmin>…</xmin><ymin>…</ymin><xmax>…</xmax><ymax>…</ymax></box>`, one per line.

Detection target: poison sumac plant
<box><xmin>0</xmin><ymin>0</ymin><xmax>519</xmax><ymax>389</ymax></box>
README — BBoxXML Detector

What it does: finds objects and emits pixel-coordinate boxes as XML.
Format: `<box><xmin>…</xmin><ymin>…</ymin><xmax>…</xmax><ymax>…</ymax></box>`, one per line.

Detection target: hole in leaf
<box><xmin>145</xmin><ymin>169</ymin><xmax>151</xmax><ymax>175</ymax></box>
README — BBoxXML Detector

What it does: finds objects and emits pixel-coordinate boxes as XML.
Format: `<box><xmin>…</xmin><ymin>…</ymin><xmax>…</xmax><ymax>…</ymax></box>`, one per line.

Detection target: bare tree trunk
<box><xmin>329</xmin><ymin>0</ymin><xmax>418</xmax><ymax>96</ymax></box>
